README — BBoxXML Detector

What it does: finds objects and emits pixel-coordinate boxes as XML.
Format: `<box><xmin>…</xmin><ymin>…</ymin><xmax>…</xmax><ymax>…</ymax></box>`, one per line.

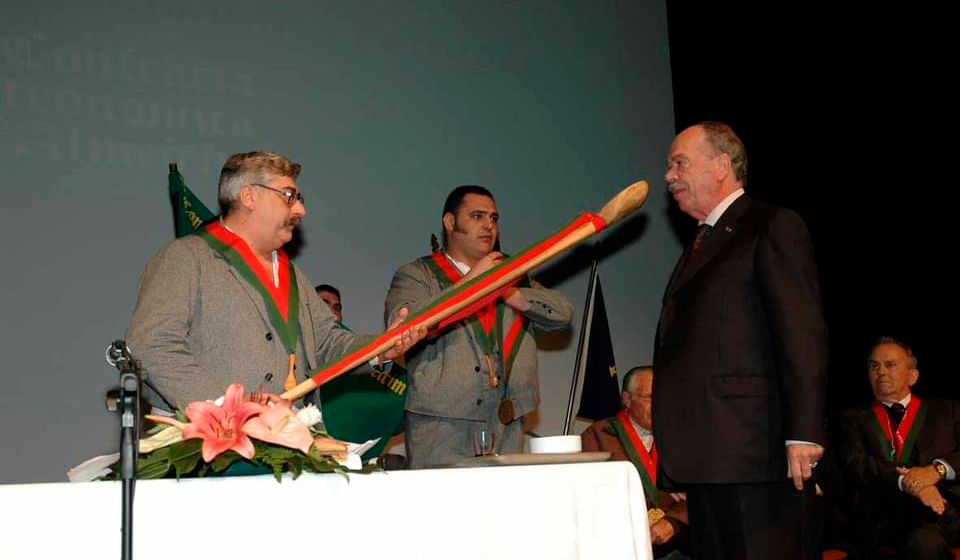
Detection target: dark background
<box><xmin>664</xmin><ymin>4</ymin><xmax>952</xmax><ymax>421</ymax></box>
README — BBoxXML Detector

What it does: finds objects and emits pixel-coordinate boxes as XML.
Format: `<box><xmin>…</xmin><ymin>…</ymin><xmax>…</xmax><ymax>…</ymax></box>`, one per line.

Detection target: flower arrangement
<box><xmin>109</xmin><ymin>383</ymin><xmax>375</xmax><ymax>482</ymax></box>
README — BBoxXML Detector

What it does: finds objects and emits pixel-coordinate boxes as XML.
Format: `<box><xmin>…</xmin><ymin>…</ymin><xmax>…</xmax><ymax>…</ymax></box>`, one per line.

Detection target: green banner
<box><xmin>319</xmin><ymin>322</ymin><xmax>408</xmax><ymax>461</ymax></box>
<box><xmin>169</xmin><ymin>163</ymin><xmax>215</xmax><ymax>238</ymax></box>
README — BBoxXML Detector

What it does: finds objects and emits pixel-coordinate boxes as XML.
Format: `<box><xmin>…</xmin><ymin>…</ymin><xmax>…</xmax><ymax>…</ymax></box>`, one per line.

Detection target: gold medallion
<box><xmin>498</xmin><ymin>398</ymin><xmax>515</xmax><ymax>425</ymax></box>
<box><xmin>647</xmin><ymin>508</ymin><xmax>665</xmax><ymax>526</ymax></box>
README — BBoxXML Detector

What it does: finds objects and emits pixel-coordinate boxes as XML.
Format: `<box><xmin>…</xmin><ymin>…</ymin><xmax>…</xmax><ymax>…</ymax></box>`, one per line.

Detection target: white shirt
<box><xmin>628</xmin><ymin>415</ymin><xmax>654</xmax><ymax>453</ymax></box>
<box><xmin>700</xmin><ymin>188</ymin><xmax>745</xmax><ymax>226</ymax></box>
<box><xmin>445</xmin><ymin>253</ymin><xmax>471</xmax><ymax>275</ymax></box>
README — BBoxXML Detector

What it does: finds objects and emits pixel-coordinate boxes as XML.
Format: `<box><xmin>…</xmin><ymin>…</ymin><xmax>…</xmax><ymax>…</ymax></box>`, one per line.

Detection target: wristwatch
<box><xmin>934</xmin><ymin>461</ymin><xmax>948</xmax><ymax>479</ymax></box>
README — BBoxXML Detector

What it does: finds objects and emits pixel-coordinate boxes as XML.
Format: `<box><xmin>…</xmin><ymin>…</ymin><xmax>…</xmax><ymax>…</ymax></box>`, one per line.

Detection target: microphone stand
<box><xmin>106</xmin><ymin>341</ymin><xmax>142</xmax><ymax>560</ymax></box>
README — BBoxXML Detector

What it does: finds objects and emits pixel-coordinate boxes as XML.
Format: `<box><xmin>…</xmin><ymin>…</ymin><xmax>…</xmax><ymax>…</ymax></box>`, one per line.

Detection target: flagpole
<box><xmin>562</xmin><ymin>251</ymin><xmax>598</xmax><ymax>435</ymax></box>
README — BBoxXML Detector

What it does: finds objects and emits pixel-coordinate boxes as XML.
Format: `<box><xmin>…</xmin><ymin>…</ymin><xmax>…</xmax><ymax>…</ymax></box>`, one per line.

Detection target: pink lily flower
<box><xmin>242</xmin><ymin>400</ymin><xmax>314</xmax><ymax>454</ymax></box>
<box><xmin>159</xmin><ymin>384</ymin><xmax>266</xmax><ymax>462</ymax></box>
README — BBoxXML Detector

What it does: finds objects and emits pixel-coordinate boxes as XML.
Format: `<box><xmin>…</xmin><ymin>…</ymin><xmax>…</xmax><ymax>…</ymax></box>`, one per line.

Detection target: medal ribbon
<box><xmin>611</xmin><ymin>409</ymin><xmax>659</xmax><ymax>505</ymax></box>
<box><xmin>425</xmin><ymin>252</ymin><xmax>528</xmax><ymax>378</ymax></box>
<box><xmin>198</xmin><ymin>222</ymin><xmax>301</xmax><ymax>356</ymax></box>
<box><xmin>868</xmin><ymin>397</ymin><xmax>926</xmax><ymax>465</ymax></box>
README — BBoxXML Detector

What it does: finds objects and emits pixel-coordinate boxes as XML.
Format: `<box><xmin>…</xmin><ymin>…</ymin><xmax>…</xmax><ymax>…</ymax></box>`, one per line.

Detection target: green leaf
<box><xmin>170</xmin><ymin>442</ymin><xmax>203</xmax><ymax>478</ymax></box>
<box><xmin>211</xmin><ymin>451</ymin><xmax>242</xmax><ymax>473</ymax></box>
<box><xmin>108</xmin><ymin>413</ymin><xmax>381</xmax><ymax>482</ymax></box>
<box><xmin>144</xmin><ymin>423</ymin><xmax>170</xmax><ymax>436</ymax></box>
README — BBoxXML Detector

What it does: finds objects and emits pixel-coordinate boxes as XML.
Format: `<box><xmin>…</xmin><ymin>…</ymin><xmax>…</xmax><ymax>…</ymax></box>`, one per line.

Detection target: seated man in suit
<box><xmin>582</xmin><ymin>366</ymin><xmax>691</xmax><ymax>559</ymax></box>
<box><xmin>838</xmin><ymin>337</ymin><xmax>960</xmax><ymax>559</ymax></box>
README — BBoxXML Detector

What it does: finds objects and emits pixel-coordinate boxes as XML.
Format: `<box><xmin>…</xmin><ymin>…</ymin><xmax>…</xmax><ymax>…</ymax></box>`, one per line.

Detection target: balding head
<box><xmin>621</xmin><ymin>366</ymin><xmax>653</xmax><ymax>430</ymax></box>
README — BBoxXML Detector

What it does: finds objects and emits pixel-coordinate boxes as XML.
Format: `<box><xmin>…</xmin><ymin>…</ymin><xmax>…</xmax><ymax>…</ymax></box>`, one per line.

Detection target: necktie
<box><xmin>691</xmin><ymin>223</ymin><xmax>711</xmax><ymax>252</ymax></box>
<box><xmin>677</xmin><ymin>224</ymin><xmax>712</xmax><ymax>278</ymax></box>
<box><xmin>887</xmin><ymin>402</ymin><xmax>906</xmax><ymax>428</ymax></box>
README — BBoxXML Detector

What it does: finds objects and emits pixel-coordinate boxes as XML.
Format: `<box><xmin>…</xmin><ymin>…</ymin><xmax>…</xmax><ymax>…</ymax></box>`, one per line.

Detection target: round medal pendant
<box><xmin>498</xmin><ymin>398</ymin><xmax>515</xmax><ymax>425</ymax></box>
<box><xmin>647</xmin><ymin>508</ymin><xmax>665</xmax><ymax>526</ymax></box>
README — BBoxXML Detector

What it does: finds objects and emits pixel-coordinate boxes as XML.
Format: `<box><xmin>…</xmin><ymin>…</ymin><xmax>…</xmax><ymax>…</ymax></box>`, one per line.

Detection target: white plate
<box><xmin>450</xmin><ymin>451</ymin><xmax>612</xmax><ymax>468</ymax></box>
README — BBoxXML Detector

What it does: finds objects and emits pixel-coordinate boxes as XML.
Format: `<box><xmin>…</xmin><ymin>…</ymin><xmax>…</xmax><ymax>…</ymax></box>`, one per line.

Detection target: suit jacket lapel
<box><xmin>221</xmin><ymin>255</ymin><xmax>274</xmax><ymax>333</ymax></box>
<box><xmin>668</xmin><ymin>195</ymin><xmax>752</xmax><ymax>297</ymax></box>
<box><xmin>913</xmin><ymin>402</ymin><xmax>937</xmax><ymax>464</ymax></box>
<box><xmin>229</xmin><ymin>257</ymin><xmax>319</xmax><ymax>370</ymax></box>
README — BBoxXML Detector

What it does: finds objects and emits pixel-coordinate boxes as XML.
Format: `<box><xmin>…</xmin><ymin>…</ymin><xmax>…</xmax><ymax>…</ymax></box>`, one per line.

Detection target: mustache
<box><xmin>284</xmin><ymin>217</ymin><xmax>301</xmax><ymax>227</ymax></box>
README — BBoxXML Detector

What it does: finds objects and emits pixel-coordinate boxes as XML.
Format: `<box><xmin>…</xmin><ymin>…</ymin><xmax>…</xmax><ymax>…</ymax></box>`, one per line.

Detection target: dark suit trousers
<box><xmin>686</xmin><ymin>481</ymin><xmax>818</xmax><ymax>560</ymax></box>
<box><xmin>871</xmin><ymin>503</ymin><xmax>960</xmax><ymax>560</ymax></box>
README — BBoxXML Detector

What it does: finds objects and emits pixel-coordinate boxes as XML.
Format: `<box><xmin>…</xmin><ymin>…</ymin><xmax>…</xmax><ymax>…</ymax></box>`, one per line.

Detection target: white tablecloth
<box><xmin>0</xmin><ymin>460</ymin><xmax>652</xmax><ymax>560</ymax></box>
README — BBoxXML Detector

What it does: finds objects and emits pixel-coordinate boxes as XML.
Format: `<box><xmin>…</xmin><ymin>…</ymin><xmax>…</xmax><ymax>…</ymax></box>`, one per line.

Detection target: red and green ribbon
<box><xmin>197</xmin><ymin>222</ymin><xmax>301</xmax><ymax>355</ymax></box>
<box><xmin>610</xmin><ymin>409</ymin><xmax>659</xmax><ymax>505</ymax></box>
<box><xmin>424</xmin><ymin>251</ymin><xmax>527</xmax><ymax>379</ymax></box>
<box><xmin>867</xmin><ymin>396</ymin><xmax>927</xmax><ymax>466</ymax></box>
<box><xmin>306</xmin><ymin>211</ymin><xmax>606</xmax><ymax>387</ymax></box>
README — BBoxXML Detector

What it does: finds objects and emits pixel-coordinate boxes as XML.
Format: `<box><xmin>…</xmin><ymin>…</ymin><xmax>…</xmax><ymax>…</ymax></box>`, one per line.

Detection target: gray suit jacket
<box><xmin>127</xmin><ymin>235</ymin><xmax>366</xmax><ymax>409</ymax></box>
<box><xmin>384</xmin><ymin>256</ymin><xmax>573</xmax><ymax>422</ymax></box>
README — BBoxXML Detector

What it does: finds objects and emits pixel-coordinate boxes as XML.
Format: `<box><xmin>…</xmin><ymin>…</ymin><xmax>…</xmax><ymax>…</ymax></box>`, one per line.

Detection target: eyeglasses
<box><xmin>251</xmin><ymin>183</ymin><xmax>305</xmax><ymax>207</ymax></box>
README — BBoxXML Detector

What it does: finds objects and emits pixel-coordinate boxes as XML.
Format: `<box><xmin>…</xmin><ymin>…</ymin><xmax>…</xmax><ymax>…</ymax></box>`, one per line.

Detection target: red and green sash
<box><xmin>610</xmin><ymin>409</ymin><xmax>659</xmax><ymax>505</ymax></box>
<box><xmin>867</xmin><ymin>397</ymin><xmax>927</xmax><ymax>466</ymax></box>
<box><xmin>423</xmin><ymin>252</ymin><xmax>528</xmax><ymax>378</ymax></box>
<box><xmin>197</xmin><ymin>222</ymin><xmax>301</xmax><ymax>355</ymax></box>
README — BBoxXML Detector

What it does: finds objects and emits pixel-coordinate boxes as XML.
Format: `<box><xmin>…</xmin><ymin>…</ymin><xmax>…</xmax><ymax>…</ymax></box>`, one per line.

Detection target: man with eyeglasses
<box><xmin>385</xmin><ymin>185</ymin><xmax>573</xmax><ymax>468</ymax></box>
<box><xmin>127</xmin><ymin>151</ymin><xmax>423</xmax><ymax>409</ymax></box>
<box><xmin>581</xmin><ymin>366</ymin><xmax>691</xmax><ymax>559</ymax></box>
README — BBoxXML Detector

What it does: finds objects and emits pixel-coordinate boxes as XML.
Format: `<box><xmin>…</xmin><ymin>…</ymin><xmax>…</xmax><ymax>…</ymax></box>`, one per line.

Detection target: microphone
<box><xmin>104</xmin><ymin>340</ymin><xmax>177</xmax><ymax>412</ymax></box>
<box><xmin>106</xmin><ymin>340</ymin><xmax>133</xmax><ymax>370</ymax></box>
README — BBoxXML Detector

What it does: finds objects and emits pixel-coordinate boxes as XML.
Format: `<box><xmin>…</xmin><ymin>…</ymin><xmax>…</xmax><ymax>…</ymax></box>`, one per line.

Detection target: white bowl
<box><xmin>529</xmin><ymin>435</ymin><xmax>582</xmax><ymax>454</ymax></box>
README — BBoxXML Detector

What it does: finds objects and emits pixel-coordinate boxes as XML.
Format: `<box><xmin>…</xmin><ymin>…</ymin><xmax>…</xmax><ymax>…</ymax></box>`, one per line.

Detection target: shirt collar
<box><xmin>444</xmin><ymin>252</ymin><xmax>471</xmax><ymax>275</ymax></box>
<box><xmin>221</xmin><ymin>217</ymin><xmax>280</xmax><ymax>288</ymax></box>
<box><xmin>627</xmin><ymin>414</ymin><xmax>654</xmax><ymax>451</ymax></box>
<box><xmin>701</xmin><ymin>188</ymin><xmax>745</xmax><ymax>226</ymax></box>
<box><xmin>882</xmin><ymin>393</ymin><xmax>912</xmax><ymax>408</ymax></box>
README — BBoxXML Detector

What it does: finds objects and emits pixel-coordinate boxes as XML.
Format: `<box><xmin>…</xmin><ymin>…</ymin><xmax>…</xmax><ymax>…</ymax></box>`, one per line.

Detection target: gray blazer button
<box><xmin>265</xmin><ymin>332</ymin><xmax>273</xmax><ymax>341</ymax></box>
<box><xmin>474</xmin><ymin>365</ymin><xmax>481</xmax><ymax>372</ymax></box>
<box><xmin>476</xmin><ymin>398</ymin><xmax>482</xmax><ymax>405</ymax></box>
<box><xmin>264</xmin><ymin>373</ymin><xmax>273</xmax><ymax>381</ymax></box>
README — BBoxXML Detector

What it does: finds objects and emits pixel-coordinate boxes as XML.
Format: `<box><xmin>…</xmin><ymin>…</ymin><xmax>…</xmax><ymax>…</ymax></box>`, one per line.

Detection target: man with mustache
<box><xmin>653</xmin><ymin>122</ymin><xmax>829</xmax><ymax>560</ymax></box>
<box><xmin>385</xmin><ymin>185</ymin><xmax>573</xmax><ymax>467</ymax></box>
<box><xmin>127</xmin><ymin>151</ymin><xmax>422</xmax><ymax>409</ymax></box>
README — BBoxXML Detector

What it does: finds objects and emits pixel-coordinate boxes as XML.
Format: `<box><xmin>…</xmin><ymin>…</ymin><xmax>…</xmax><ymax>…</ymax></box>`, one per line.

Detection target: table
<box><xmin>0</xmin><ymin>460</ymin><xmax>652</xmax><ymax>560</ymax></box>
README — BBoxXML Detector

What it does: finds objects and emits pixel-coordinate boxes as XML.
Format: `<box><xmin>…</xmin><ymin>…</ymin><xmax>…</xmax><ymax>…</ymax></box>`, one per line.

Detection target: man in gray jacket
<box><xmin>385</xmin><ymin>185</ymin><xmax>573</xmax><ymax>468</ymax></box>
<box><xmin>127</xmin><ymin>151</ymin><xmax>421</xmax><ymax>410</ymax></box>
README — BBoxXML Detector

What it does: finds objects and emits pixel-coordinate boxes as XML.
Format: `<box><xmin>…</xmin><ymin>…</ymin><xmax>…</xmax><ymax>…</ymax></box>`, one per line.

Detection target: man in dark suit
<box><xmin>652</xmin><ymin>121</ymin><xmax>829</xmax><ymax>560</ymax></box>
<box><xmin>838</xmin><ymin>337</ymin><xmax>960</xmax><ymax>559</ymax></box>
<box><xmin>581</xmin><ymin>366</ymin><xmax>690</xmax><ymax>559</ymax></box>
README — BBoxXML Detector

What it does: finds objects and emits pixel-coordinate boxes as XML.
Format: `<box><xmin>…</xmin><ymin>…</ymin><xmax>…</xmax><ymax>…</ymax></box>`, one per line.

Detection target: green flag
<box><xmin>169</xmin><ymin>163</ymin><xmax>215</xmax><ymax>238</ymax></box>
<box><xmin>319</xmin><ymin>322</ymin><xmax>408</xmax><ymax>461</ymax></box>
